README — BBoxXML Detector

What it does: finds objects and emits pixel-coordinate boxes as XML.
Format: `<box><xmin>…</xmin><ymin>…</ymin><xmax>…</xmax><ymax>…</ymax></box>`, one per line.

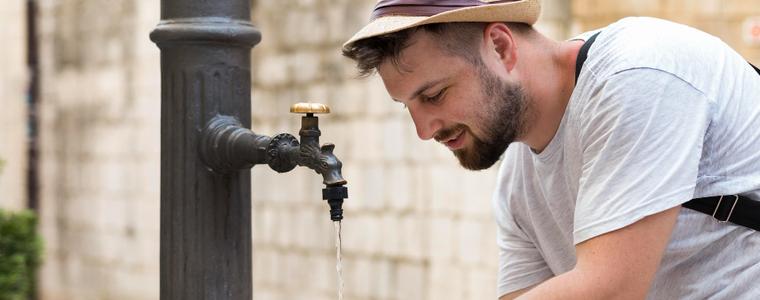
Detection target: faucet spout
<box><xmin>299</xmin><ymin>143</ymin><xmax>347</xmax><ymax>186</ymax></box>
<box><xmin>292</xmin><ymin>113</ymin><xmax>346</xmax><ymax>186</ymax></box>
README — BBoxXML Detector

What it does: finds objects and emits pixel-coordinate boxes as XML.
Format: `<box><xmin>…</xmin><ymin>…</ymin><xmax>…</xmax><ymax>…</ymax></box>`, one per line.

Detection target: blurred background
<box><xmin>0</xmin><ymin>0</ymin><xmax>758</xmax><ymax>299</ymax></box>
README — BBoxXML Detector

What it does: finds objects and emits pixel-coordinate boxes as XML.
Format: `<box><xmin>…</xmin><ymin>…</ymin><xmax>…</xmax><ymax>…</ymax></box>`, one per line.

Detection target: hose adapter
<box><xmin>322</xmin><ymin>185</ymin><xmax>348</xmax><ymax>221</ymax></box>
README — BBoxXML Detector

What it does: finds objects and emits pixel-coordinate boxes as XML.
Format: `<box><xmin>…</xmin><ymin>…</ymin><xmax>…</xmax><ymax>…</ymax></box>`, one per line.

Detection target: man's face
<box><xmin>378</xmin><ymin>31</ymin><xmax>531</xmax><ymax>170</ymax></box>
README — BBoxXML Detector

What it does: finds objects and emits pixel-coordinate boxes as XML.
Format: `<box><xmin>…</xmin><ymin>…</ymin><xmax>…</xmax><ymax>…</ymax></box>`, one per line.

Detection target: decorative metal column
<box><xmin>149</xmin><ymin>0</ymin><xmax>261</xmax><ymax>299</ymax></box>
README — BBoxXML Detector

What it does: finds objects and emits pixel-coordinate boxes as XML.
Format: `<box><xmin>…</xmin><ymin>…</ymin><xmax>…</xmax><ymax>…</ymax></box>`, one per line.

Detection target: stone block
<box><xmin>290</xmin><ymin>51</ymin><xmax>322</xmax><ymax>84</ymax></box>
<box><xmin>380</xmin><ymin>213</ymin><xmax>401</xmax><ymax>257</ymax></box>
<box><xmin>110</xmin><ymin>267</ymin><xmax>159</xmax><ymax>300</ymax></box>
<box><xmin>252</xmin><ymin>88</ymin><xmax>279</xmax><ymax>121</ymax></box>
<box><xmin>466</xmin><ymin>268</ymin><xmax>497</xmax><ymax>300</ymax></box>
<box><xmin>329</xmin><ymin>81</ymin><xmax>365</xmax><ymax>118</ymax></box>
<box><xmin>399</xmin><ymin>214</ymin><xmax>427</xmax><ymax>260</ymax></box>
<box><xmin>350</xmin><ymin>119</ymin><xmax>383</xmax><ymax>163</ymax></box>
<box><xmin>573</xmin><ymin>0</ymin><xmax>662</xmax><ymax>18</ymax></box>
<box><xmin>312</xmin><ymin>253</ymin><xmax>336</xmax><ymax>293</ymax></box>
<box><xmin>660</xmin><ymin>0</ymin><xmax>720</xmax><ymax>18</ymax></box>
<box><xmin>360</xmin><ymin>163</ymin><xmax>386</xmax><ymax>212</ymax></box>
<box><xmin>381</xmin><ymin>116</ymin><xmax>407</xmax><ymax>163</ymax></box>
<box><xmin>293</xmin><ymin>207</ymin><xmax>316</xmax><ymax>249</ymax></box>
<box><xmin>428</xmin><ymin>164</ymin><xmax>464</xmax><ymax>215</ymax></box>
<box><xmin>365</xmin><ymin>76</ymin><xmax>396</xmax><ymax>117</ymax></box>
<box><xmin>428</xmin><ymin>216</ymin><xmax>455</xmax><ymax>262</ymax></box>
<box><xmin>341</xmin><ymin>213</ymin><xmax>369</xmax><ymax>254</ymax></box>
<box><xmin>316</xmin><ymin>207</ymin><xmax>336</xmax><ymax>251</ymax></box>
<box><xmin>721</xmin><ymin>0</ymin><xmax>760</xmax><ymax>17</ymax></box>
<box><xmin>293</xmin><ymin>253</ymin><xmax>318</xmax><ymax>291</ymax></box>
<box><xmin>343</xmin><ymin>163</ymin><xmax>378</xmax><ymax>212</ymax></box>
<box><xmin>102</xmin><ymin>197</ymin><xmax>129</xmax><ymax>233</ymax></box>
<box><xmin>255</xmin><ymin>53</ymin><xmax>290</xmax><ymax>87</ymax></box>
<box><xmin>280</xmin><ymin>9</ymin><xmax>329</xmax><ymax>49</ymax></box>
<box><xmin>481</xmin><ymin>223</ymin><xmax>499</xmax><ymax>266</ymax></box>
<box><xmin>273</xmin><ymin>208</ymin><xmax>293</xmax><ymax>248</ymax></box>
<box><xmin>386</xmin><ymin>164</ymin><xmax>413</xmax><ymax>212</ymax></box>
<box><xmin>395</xmin><ymin>263</ymin><xmax>427</xmax><ymax>300</ymax></box>
<box><xmin>304</xmin><ymin>83</ymin><xmax>330</xmax><ymax>106</ymax></box>
<box><xmin>369</xmin><ymin>259</ymin><xmax>394</xmax><ymax>299</ymax></box>
<box><xmin>457</xmin><ymin>218</ymin><xmax>483</xmax><ymax>266</ymax></box>
<box><xmin>428</xmin><ymin>263</ymin><xmax>466</xmax><ymax>300</ymax></box>
<box><xmin>364</xmin><ymin>214</ymin><xmax>384</xmax><ymax>256</ymax></box>
<box><xmin>250</xmin><ymin>289</ymin><xmax>278</xmax><ymax>300</ymax></box>
<box><xmin>346</xmin><ymin>256</ymin><xmax>372</xmax><ymax>298</ymax></box>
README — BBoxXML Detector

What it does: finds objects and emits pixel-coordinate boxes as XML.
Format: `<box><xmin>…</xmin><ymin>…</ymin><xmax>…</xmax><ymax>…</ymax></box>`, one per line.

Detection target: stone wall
<box><xmin>35</xmin><ymin>0</ymin><xmax>160</xmax><ymax>299</ymax></box>
<box><xmin>0</xmin><ymin>0</ymin><xmax>28</xmax><ymax>211</ymax></box>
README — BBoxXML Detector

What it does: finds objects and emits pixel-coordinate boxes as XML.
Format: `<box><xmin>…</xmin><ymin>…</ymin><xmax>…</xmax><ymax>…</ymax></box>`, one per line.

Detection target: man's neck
<box><xmin>519</xmin><ymin>35</ymin><xmax>585</xmax><ymax>153</ymax></box>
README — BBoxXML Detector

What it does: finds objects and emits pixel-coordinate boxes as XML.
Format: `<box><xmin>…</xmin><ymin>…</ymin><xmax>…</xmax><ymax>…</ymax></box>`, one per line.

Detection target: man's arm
<box><xmin>516</xmin><ymin>206</ymin><xmax>680</xmax><ymax>300</ymax></box>
<box><xmin>499</xmin><ymin>284</ymin><xmax>538</xmax><ymax>300</ymax></box>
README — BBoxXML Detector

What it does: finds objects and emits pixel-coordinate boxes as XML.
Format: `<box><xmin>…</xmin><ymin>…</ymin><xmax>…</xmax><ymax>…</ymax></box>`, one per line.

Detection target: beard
<box><xmin>439</xmin><ymin>64</ymin><xmax>530</xmax><ymax>170</ymax></box>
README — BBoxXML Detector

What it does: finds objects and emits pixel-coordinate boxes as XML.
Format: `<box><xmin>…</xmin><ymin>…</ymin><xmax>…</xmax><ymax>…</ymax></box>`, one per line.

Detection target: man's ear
<box><xmin>483</xmin><ymin>23</ymin><xmax>518</xmax><ymax>72</ymax></box>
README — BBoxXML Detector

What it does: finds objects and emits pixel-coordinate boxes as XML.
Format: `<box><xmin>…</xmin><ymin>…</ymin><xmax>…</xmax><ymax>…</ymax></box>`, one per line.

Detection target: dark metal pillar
<box><xmin>26</xmin><ymin>0</ymin><xmax>39</xmax><ymax>213</ymax></box>
<box><xmin>149</xmin><ymin>0</ymin><xmax>261</xmax><ymax>299</ymax></box>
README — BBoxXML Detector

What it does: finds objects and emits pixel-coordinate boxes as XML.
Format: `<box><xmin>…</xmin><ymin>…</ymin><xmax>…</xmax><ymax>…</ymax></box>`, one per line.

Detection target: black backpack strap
<box><xmin>683</xmin><ymin>195</ymin><xmax>759</xmax><ymax>231</ymax></box>
<box><xmin>751</xmin><ymin>62</ymin><xmax>760</xmax><ymax>75</ymax></box>
<box><xmin>575</xmin><ymin>31</ymin><xmax>601</xmax><ymax>85</ymax></box>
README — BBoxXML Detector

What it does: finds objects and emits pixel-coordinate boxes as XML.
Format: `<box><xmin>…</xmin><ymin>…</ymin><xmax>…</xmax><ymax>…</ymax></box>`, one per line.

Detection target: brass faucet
<box><xmin>200</xmin><ymin>102</ymin><xmax>347</xmax><ymax>220</ymax></box>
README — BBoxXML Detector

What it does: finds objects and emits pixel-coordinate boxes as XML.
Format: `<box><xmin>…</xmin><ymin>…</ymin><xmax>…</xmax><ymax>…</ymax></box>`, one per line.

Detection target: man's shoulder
<box><xmin>585</xmin><ymin>17</ymin><xmax>725</xmax><ymax>79</ymax></box>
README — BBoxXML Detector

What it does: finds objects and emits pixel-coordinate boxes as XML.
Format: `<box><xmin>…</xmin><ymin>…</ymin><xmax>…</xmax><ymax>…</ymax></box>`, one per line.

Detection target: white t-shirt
<box><xmin>493</xmin><ymin>17</ymin><xmax>760</xmax><ymax>299</ymax></box>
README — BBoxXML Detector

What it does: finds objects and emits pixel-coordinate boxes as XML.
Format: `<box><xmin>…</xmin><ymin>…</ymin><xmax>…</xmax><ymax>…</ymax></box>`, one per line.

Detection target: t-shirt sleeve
<box><xmin>493</xmin><ymin>158</ymin><xmax>554</xmax><ymax>297</ymax></box>
<box><xmin>494</xmin><ymin>214</ymin><xmax>554</xmax><ymax>297</ymax></box>
<box><xmin>573</xmin><ymin>67</ymin><xmax>711</xmax><ymax>244</ymax></box>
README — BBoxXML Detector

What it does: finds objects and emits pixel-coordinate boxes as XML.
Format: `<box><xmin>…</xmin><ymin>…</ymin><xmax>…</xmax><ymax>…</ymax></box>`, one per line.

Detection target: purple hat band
<box><xmin>370</xmin><ymin>0</ymin><xmax>518</xmax><ymax>21</ymax></box>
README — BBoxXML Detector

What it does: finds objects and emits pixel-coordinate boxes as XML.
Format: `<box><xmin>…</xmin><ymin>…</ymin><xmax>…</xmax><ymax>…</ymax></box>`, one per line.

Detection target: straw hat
<box><xmin>343</xmin><ymin>0</ymin><xmax>541</xmax><ymax>49</ymax></box>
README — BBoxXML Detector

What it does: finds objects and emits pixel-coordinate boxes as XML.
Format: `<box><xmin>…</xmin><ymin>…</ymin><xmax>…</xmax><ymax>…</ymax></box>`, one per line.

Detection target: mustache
<box><xmin>434</xmin><ymin>124</ymin><xmax>467</xmax><ymax>143</ymax></box>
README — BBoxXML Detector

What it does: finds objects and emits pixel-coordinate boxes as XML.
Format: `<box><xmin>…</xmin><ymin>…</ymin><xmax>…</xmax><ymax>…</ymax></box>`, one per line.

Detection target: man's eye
<box><xmin>421</xmin><ymin>89</ymin><xmax>445</xmax><ymax>104</ymax></box>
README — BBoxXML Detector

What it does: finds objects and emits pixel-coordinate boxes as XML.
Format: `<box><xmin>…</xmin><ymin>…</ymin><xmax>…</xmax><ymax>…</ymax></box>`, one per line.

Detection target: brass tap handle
<box><xmin>290</xmin><ymin>102</ymin><xmax>330</xmax><ymax>114</ymax></box>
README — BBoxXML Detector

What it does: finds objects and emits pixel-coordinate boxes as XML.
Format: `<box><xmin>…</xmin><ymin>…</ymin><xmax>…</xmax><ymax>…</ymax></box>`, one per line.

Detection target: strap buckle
<box><xmin>711</xmin><ymin>195</ymin><xmax>740</xmax><ymax>223</ymax></box>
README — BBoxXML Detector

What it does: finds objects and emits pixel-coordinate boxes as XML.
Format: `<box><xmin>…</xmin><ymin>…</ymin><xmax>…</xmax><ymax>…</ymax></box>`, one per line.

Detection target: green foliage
<box><xmin>0</xmin><ymin>210</ymin><xmax>43</xmax><ymax>300</ymax></box>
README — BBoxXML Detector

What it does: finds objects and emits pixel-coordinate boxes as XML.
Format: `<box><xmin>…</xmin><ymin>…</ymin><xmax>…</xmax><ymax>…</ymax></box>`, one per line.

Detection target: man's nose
<box><xmin>409</xmin><ymin>108</ymin><xmax>441</xmax><ymax>141</ymax></box>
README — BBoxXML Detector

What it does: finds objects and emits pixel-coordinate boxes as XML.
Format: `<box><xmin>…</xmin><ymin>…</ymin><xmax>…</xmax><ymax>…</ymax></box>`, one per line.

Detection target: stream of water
<box><xmin>334</xmin><ymin>221</ymin><xmax>344</xmax><ymax>300</ymax></box>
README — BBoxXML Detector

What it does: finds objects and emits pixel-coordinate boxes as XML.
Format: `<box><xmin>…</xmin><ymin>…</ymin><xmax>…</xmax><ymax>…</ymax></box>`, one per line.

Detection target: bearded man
<box><xmin>343</xmin><ymin>0</ymin><xmax>760</xmax><ymax>299</ymax></box>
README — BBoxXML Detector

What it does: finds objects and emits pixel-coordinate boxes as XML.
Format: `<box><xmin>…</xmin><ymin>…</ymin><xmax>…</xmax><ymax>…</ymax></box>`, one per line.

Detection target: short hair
<box><xmin>342</xmin><ymin>22</ymin><xmax>533</xmax><ymax>77</ymax></box>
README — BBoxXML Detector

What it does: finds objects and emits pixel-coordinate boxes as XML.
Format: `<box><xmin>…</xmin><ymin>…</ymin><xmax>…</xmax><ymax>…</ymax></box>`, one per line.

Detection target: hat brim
<box><xmin>343</xmin><ymin>0</ymin><xmax>541</xmax><ymax>49</ymax></box>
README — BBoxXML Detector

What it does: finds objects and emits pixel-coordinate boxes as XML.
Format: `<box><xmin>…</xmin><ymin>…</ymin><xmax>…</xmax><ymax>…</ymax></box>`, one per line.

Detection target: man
<box><xmin>343</xmin><ymin>0</ymin><xmax>760</xmax><ymax>299</ymax></box>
